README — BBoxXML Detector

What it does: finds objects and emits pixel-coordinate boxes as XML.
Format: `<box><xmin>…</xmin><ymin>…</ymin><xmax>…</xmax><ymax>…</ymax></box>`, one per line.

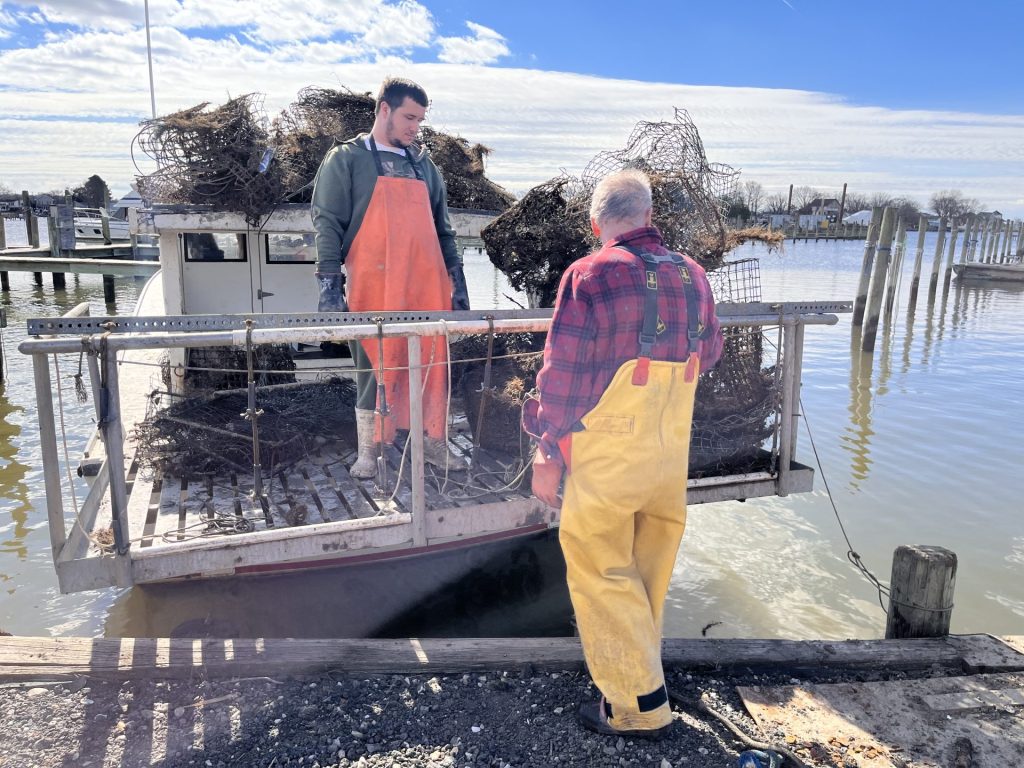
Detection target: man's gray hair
<box><xmin>589</xmin><ymin>169</ymin><xmax>653</xmax><ymax>226</ymax></box>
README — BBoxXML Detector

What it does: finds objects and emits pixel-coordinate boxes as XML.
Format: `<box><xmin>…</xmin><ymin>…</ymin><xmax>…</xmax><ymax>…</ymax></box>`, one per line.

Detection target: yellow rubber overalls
<box><xmin>559</xmin><ymin>245</ymin><xmax>704</xmax><ymax>732</ymax></box>
<box><xmin>346</xmin><ymin>138</ymin><xmax>453</xmax><ymax>444</ymax></box>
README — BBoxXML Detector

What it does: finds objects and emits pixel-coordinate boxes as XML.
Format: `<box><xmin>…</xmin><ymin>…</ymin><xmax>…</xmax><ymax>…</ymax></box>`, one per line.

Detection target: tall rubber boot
<box><xmin>350</xmin><ymin>408</ymin><xmax>379</xmax><ymax>479</ymax></box>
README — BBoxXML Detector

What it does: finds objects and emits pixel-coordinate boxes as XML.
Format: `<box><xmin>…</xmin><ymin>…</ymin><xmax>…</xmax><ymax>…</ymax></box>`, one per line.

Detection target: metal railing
<box><xmin>21</xmin><ymin>303</ymin><xmax>848</xmax><ymax>569</ymax></box>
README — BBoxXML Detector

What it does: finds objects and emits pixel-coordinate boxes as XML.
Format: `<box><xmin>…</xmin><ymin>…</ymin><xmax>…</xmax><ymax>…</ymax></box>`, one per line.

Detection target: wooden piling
<box><xmin>838</xmin><ymin>182</ymin><xmax>848</xmax><ymax>223</ymax></box>
<box><xmin>33</xmin><ymin>272</ymin><xmax>43</xmax><ymax>285</ymax></box>
<box><xmin>941</xmin><ymin>218</ymin><xmax>959</xmax><ymax>292</ymax></box>
<box><xmin>884</xmin><ymin>217</ymin><xmax>906</xmax><ymax>324</ymax></box>
<box><xmin>21</xmin><ymin>190</ymin><xmax>39</xmax><ymax>247</ymax></box>
<box><xmin>986</xmin><ymin>219</ymin><xmax>1000</xmax><ymax>262</ymax></box>
<box><xmin>852</xmin><ymin>206</ymin><xmax>884</xmax><ymax>326</ymax></box>
<box><xmin>1001</xmin><ymin>219</ymin><xmax>1013</xmax><ymax>262</ymax></box>
<box><xmin>0</xmin><ymin>212</ymin><xmax>8</xmax><ymax>292</ymax></box>
<box><xmin>908</xmin><ymin>214</ymin><xmax>928</xmax><ymax>308</ymax></box>
<box><xmin>977</xmin><ymin>217</ymin><xmax>990</xmax><ymax>262</ymax></box>
<box><xmin>103</xmin><ymin>274</ymin><xmax>116</xmax><ymax>304</ymax></box>
<box><xmin>861</xmin><ymin>207</ymin><xmax>895</xmax><ymax>352</ymax></box>
<box><xmin>47</xmin><ymin>206</ymin><xmax>67</xmax><ymax>289</ymax></box>
<box><xmin>885</xmin><ymin>545</ymin><xmax>957</xmax><ymax>639</ymax></box>
<box><xmin>958</xmin><ymin>214</ymin><xmax>975</xmax><ymax>265</ymax></box>
<box><xmin>1017</xmin><ymin>220</ymin><xmax>1024</xmax><ymax>259</ymax></box>
<box><xmin>928</xmin><ymin>216</ymin><xmax>947</xmax><ymax>300</ymax></box>
<box><xmin>101</xmin><ymin>188</ymin><xmax>112</xmax><ymax>245</ymax></box>
<box><xmin>786</xmin><ymin>184</ymin><xmax>793</xmax><ymax>214</ymax></box>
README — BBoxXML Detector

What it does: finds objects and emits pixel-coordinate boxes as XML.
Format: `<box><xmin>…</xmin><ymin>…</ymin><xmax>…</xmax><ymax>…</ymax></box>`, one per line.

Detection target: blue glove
<box><xmin>316</xmin><ymin>271</ymin><xmax>348</xmax><ymax>312</ymax></box>
<box><xmin>449</xmin><ymin>264</ymin><xmax>470</xmax><ymax>311</ymax></box>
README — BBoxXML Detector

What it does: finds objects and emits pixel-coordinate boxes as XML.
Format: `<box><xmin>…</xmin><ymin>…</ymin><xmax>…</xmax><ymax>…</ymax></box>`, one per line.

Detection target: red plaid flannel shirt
<box><xmin>535</xmin><ymin>227</ymin><xmax>723</xmax><ymax>466</ymax></box>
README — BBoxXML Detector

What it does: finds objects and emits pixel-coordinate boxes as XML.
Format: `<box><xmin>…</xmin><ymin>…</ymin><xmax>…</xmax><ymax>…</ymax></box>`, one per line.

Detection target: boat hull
<box><xmin>953</xmin><ymin>262</ymin><xmax>1024</xmax><ymax>282</ymax></box>
<box><xmin>106</xmin><ymin>526</ymin><xmax>574</xmax><ymax>638</ymax></box>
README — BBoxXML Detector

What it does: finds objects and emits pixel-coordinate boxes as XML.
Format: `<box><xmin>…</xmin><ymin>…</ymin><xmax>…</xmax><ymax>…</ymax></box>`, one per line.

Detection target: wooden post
<box><xmin>958</xmin><ymin>214</ymin><xmax>975</xmax><ymax>264</ymax></box>
<box><xmin>852</xmin><ymin>206</ymin><xmax>884</xmax><ymax>326</ymax></box>
<box><xmin>1001</xmin><ymin>219</ymin><xmax>1013</xmax><ymax>262</ymax></box>
<box><xmin>927</xmin><ymin>216</ymin><xmax>947</xmax><ymax>300</ymax></box>
<box><xmin>861</xmin><ymin>207</ymin><xmax>895</xmax><ymax>352</ymax></box>
<box><xmin>908</xmin><ymin>214</ymin><xmax>928</xmax><ymax>307</ymax></box>
<box><xmin>0</xmin><ymin>272</ymin><xmax>8</xmax><ymax>291</ymax></box>
<box><xmin>976</xmin><ymin>217</ymin><xmax>990</xmax><ymax>262</ymax></box>
<box><xmin>1017</xmin><ymin>220</ymin><xmax>1024</xmax><ymax>259</ymax></box>
<box><xmin>103</xmin><ymin>274</ymin><xmax>116</xmax><ymax>304</ymax></box>
<box><xmin>884</xmin><ymin>217</ymin><xmax>906</xmax><ymax>324</ymax></box>
<box><xmin>941</xmin><ymin>218</ymin><xmax>959</xmax><ymax>292</ymax></box>
<box><xmin>837</xmin><ymin>182</ymin><xmax>848</xmax><ymax>224</ymax></box>
<box><xmin>33</xmin><ymin>272</ymin><xmax>43</xmax><ymax>285</ymax></box>
<box><xmin>786</xmin><ymin>184</ymin><xmax>793</xmax><ymax>214</ymax></box>
<box><xmin>21</xmin><ymin>190</ymin><xmax>39</xmax><ymax>247</ymax></box>
<box><xmin>100</xmin><ymin>186</ymin><xmax>112</xmax><ymax>246</ymax></box>
<box><xmin>986</xmin><ymin>219</ymin><xmax>1000</xmax><ymax>262</ymax></box>
<box><xmin>0</xmin><ymin>213</ymin><xmax>6</xmax><ymax>250</ymax></box>
<box><xmin>885</xmin><ymin>545</ymin><xmax>957</xmax><ymax>639</ymax></box>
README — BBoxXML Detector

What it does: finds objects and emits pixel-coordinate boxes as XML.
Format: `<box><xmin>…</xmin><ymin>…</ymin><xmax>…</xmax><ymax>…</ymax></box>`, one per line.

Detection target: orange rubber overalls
<box><xmin>346</xmin><ymin>138</ymin><xmax>453</xmax><ymax>444</ymax></box>
<box><xmin>559</xmin><ymin>245</ymin><xmax>704</xmax><ymax>732</ymax></box>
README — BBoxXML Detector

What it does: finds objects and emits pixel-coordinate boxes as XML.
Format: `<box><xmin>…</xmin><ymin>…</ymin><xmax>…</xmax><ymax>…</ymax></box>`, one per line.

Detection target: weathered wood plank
<box><xmin>322</xmin><ymin>461</ymin><xmax>378</xmax><ymax>518</ymax></box>
<box><xmin>1</xmin><ymin>635</ymin><xmax>1021</xmax><ymax>682</ymax></box>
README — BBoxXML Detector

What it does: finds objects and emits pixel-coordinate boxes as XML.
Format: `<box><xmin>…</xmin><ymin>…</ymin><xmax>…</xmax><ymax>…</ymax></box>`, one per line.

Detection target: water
<box><xmin>1</xmin><ymin>238</ymin><xmax>1021</xmax><ymax>639</ymax></box>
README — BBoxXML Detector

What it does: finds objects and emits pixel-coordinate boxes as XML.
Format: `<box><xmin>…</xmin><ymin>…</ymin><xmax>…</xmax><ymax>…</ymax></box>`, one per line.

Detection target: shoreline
<box><xmin>1</xmin><ymin>634</ymin><xmax>1022</xmax><ymax>767</ymax></box>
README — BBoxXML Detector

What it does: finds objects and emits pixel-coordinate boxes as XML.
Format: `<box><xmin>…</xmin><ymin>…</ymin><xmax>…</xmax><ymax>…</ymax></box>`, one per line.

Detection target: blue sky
<box><xmin>426</xmin><ymin>1</ymin><xmax>1024</xmax><ymax>113</ymax></box>
<box><xmin>0</xmin><ymin>0</ymin><xmax>1022</xmax><ymax>214</ymax></box>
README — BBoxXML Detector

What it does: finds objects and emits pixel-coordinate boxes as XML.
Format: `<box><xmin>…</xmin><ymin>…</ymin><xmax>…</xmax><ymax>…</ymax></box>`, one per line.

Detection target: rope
<box><xmin>51</xmin><ymin>354</ymin><xmax>96</xmax><ymax>551</ymax></box>
<box><xmin>799</xmin><ymin>393</ymin><xmax>891</xmax><ymax>614</ymax></box>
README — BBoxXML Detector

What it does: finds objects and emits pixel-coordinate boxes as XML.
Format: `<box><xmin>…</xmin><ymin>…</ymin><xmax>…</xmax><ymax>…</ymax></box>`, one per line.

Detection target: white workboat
<box><xmin>21</xmin><ymin>204</ymin><xmax>846</xmax><ymax>623</ymax></box>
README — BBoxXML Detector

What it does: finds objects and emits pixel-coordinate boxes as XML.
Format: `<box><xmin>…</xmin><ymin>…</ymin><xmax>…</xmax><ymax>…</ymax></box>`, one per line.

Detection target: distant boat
<box><xmin>73</xmin><ymin>207</ymin><xmax>131</xmax><ymax>241</ymax></box>
<box><xmin>953</xmin><ymin>262</ymin><xmax>1024</xmax><ymax>282</ymax></box>
<box><xmin>73</xmin><ymin>207</ymin><xmax>131</xmax><ymax>240</ymax></box>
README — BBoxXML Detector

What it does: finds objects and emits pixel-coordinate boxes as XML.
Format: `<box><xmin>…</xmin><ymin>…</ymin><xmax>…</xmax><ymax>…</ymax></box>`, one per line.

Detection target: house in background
<box><xmin>796</xmin><ymin>197</ymin><xmax>842</xmax><ymax>229</ymax></box>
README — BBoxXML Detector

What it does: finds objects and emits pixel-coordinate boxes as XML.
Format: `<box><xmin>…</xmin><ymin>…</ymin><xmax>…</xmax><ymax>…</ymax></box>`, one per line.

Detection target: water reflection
<box><xmin>0</xmin><ymin>386</ymin><xmax>30</xmax><ymax>560</ymax></box>
<box><xmin>844</xmin><ymin>328</ymin><xmax>875</xmax><ymax>486</ymax></box>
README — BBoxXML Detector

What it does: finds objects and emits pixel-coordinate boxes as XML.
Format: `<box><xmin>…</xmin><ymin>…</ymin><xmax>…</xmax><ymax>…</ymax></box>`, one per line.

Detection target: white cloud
<box><xmin>0</xmin><ymin>22</ymin><xmax>1021</xmax><ymax>217</ymax></box>
<box><xmin>437</xmin><ymin>21</ymin><xmax>508</xmax><ymax>65</ymax></box>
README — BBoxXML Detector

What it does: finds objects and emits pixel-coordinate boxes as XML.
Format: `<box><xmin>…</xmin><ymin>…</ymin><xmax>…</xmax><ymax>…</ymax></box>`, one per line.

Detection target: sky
<box><xmin>0</xmin><ymin>0</ymin><xmax>1022</xmax><ymax>215</ymax></box>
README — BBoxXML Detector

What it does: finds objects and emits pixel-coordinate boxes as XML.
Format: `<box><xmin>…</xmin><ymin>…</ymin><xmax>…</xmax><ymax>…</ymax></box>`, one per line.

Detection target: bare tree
<box><xmin>763</xmin><ymin>192</ymin><xmax>789</xmax><ymax>214</ymax></box>
<box><xmin>869</xmin><ymin>191</ymin><xmax>894</xmax><ymax>209</ymax></box>
<box><xmin>842</xmin><ymin>192</ymin><xmax>870</xmax><ymax>215</ymax></box>
<box><xmin>889</xmin><ymin>196</ymin><xmax>922</xmax><ymax>223</ymax></box>
<box><xmin>0</xmin><ymin>180</ymin><xmax>12</xmax><ymax>195</ymax></box>
<box><xmin>792</xmin><ymin>185</ymin><xmax>822</xmax><ymax>210</ymax></box>
<box><xmin>929</xmin><ymin>189</ymin><xmax>980</xmax><ymax>220</ymax></box>
<box><xmin>743</xmin><ymin>180</ymin><xmax>763</xmax><ymax>216</ymax></box>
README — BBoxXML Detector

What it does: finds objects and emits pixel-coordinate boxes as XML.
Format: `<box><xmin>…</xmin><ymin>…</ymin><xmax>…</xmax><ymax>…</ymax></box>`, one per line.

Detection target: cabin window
<box><xmin>182</xmin><ymin>232</ymin><xmax>247</xmax><ymax>262</ymax></box>
<box><xmin>265</xmin><ymin>233</ymin><xmax>316</xmax><ymax>264</ymax></box>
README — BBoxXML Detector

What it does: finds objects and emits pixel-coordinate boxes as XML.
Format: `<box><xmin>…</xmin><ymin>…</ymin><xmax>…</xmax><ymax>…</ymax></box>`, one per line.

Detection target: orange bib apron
<box><xmin>346</xmin><ymin>140</ymin><xmax>452</xmax><ymax>443</ymax></box>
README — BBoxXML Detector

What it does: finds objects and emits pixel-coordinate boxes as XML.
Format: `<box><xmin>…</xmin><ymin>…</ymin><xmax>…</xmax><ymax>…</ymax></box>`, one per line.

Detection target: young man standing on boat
<box><xmin>526</xmin><ymin>169</ymin><xmax>723</xmax><ymax>738</ymax></box>
<box><xmin>311</xmin><ymin>77</ymin><xmax>469</xmax><ymax>477</ymax></box>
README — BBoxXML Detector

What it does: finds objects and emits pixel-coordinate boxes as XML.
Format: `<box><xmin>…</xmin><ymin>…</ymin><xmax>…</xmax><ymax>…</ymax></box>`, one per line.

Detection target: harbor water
<box><xmin>0</xmin><ymin>228</ymin><xmax>1021</xmax><ymax>639</ymax></box>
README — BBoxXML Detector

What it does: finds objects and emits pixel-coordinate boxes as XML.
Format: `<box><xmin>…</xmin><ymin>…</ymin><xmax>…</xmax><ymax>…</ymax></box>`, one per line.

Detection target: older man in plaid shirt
<box><xmin>529</xmin><ymin>169</ymin><xmax>722</xmax><ymax>738</ymax></box>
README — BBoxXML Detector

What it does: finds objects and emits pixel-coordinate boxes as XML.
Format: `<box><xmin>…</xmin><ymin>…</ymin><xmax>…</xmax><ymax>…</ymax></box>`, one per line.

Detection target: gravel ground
<box><xmin>0</xmin><ymin>663</ymin><xmax>938</xmax><ymax>768</ymax></box>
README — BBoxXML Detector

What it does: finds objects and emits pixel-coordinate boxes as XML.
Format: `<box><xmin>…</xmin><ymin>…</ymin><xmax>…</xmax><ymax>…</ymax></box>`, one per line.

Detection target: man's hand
<box><xmin>448</xmin><ymin>264</ymin><xmax>470</xmax><ymax>311</ymax></box>
<box><xmin>531</xmin><ymin>450</ymin><xmax>563</xmax><ymax>508</ymax></box>
<box><xmin>316</xmin><ymin>271</ymin><xmax>348</xmax><ymax>312</ymax></box>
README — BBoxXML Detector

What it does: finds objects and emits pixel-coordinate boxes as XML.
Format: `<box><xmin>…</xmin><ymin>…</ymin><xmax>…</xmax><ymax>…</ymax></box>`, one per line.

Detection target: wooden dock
<box><xmin>0</xmin><ymin>633</ymin><xmax>1021</xmax><ymax>681</ymax></box>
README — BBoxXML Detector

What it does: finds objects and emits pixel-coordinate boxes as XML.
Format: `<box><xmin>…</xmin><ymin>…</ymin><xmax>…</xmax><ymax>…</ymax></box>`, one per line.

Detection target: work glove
<box><xmin>449</xmin><ymin>263</ymin><xmax>470</xmax><ymax>311</ymax></box>
<box><xmin>315</xmin><ymin>271</ymin><xmax>348</xmax><ymax>312</ymax></box>
<box><xmin>531</xmin><ymin>450</ymin><xmax>563</xmax><ymax>509</ymax></box>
